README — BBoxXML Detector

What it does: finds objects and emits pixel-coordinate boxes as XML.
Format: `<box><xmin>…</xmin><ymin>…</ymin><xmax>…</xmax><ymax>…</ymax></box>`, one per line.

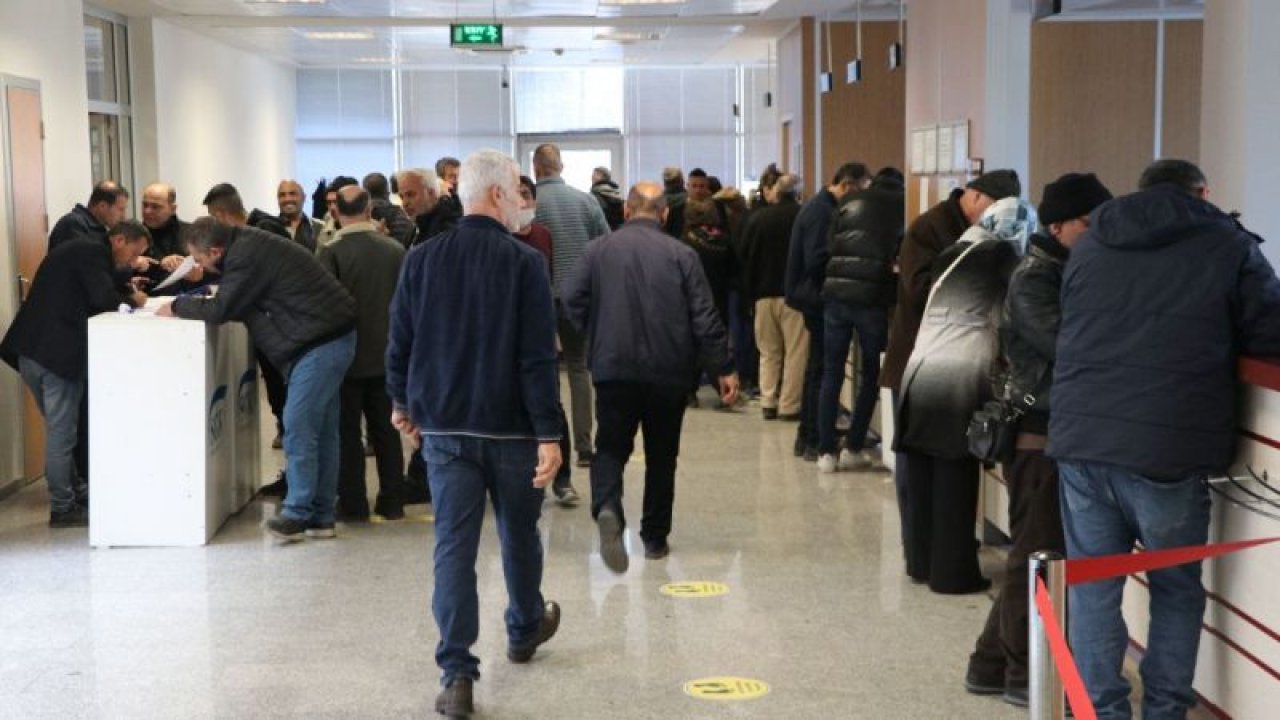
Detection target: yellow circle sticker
<box><xmin>659</xmin><ymin>581</ymin><xmax>730</xmax><ymax>598</ymax></box>
<box><xmin>683</xmin><ymin>677</ymin><xmax>770</xmax><ymax>701</ymax></box>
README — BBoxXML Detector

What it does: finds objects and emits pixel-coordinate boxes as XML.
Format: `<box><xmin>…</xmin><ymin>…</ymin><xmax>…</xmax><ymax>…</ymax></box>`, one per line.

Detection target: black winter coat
<box><xmin>1</xmin><ymin>238</ymin><xmax>136</xmax><ymax>380</ymax></box>
<box><xmin>740</xmin><ymin>198</ymin><xmax>801</xmax><ymax>301</ymax></box>
<box><xmin>172</xmin><ymin>226</ymin><xmax>356</xmax><ymax>379</ymax></box>
<box><xmin>1000</xmin><ymin>232</ymin><xmax>1068</xmax><ymax>435</ymax></box>
<box><xmin>1049</xmin><ymin>185</ymin><xmax>1280</xmax><ymax>479</ymax></box>
<box><xmin>784</xmin><ymin>189</ymin><xmax>838</xmax><ymax>315</ymax></box>
<box><xmin>141</xmin><ymin>215</ymin><xmax>198</xmax><ymax>296</ymax></box>
<box><xmin>824</xmin><ymin>178</ymin><xmax>905</xmax><ymax>308</ymax></box>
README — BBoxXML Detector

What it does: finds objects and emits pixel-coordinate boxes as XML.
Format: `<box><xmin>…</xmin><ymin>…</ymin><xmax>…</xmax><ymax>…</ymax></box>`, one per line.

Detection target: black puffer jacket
<box><xmin>823</xmin><ymin>176</ymin><xmax>905</xmax><ymax>307</ymax></box>
<box><xmin>1000</xmin><ymin>232</ymin><xmax>1068</xmax><ymax>435</ymax></box>
<box><xmin>172</xmin><ymin>225</ymin><xmax>356</xmax><ymax>379</ymax></box>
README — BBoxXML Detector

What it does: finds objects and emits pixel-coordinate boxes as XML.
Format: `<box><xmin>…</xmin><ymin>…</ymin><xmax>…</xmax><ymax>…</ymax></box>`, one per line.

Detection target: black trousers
<box><xmin>904</xmin><ymin>451</ymin><xmax>986</xmax><ymax>593</ymax></box>
<box><xmin>969</xmin><ymin>447</ymin><xmax>1067</xmax><ymax>687</ymax></box>
<box><xmin>258</xmin><ymin>350</ymin><xmax>287</xmax><ymax>436</ymax></box>
<box><xmin>590</xmin><ymin>381</ymin><xmax>686</xmax><ymax>544</ymax></box>
<box><xmin>337</xmin><ymin>376</ymin><xmax>403</xmax><ymax>515</ymax></box>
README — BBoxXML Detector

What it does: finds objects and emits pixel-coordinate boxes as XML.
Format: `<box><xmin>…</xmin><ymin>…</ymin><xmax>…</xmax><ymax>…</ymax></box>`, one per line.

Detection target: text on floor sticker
<box><xmin>683</xmin><ymin>677</ymin><xmax>770</xmax><ymax>701</ymax></box>
<box><xmin>660</xmin><ymin>581</ymin><xmax>729</xmax><ymax>598</ymax></box>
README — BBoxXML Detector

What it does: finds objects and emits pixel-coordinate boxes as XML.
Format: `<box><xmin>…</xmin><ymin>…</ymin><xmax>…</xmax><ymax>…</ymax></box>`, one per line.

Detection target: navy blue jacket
<box><xmin>48</xmin><ymin>204</ymin><xmax>107</xmax><ymax>252</ymax></box>
<box><xmin>1048</xmin><ymin>185</ymin><xmax>1280</xmax><ymax>478</ymax></box>
<box><xmin>560</xmin><ymin>217</ymin><xmax>733</xmax><ymax>388</ymax></box>
<box><xmin>784</xmin><ymin>189</ymin><xmax>838</xmax><ymax>315</ymax></box>
<box><xmin>386</xmin><ymin>215</ymin><xmax>561</xmax><ymax>442</ymax></box>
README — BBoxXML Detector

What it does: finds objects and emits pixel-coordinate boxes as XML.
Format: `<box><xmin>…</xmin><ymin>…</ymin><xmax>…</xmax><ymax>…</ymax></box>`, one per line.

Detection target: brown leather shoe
<box><xmin>508</xmin><ymin>601</ymin><xmax>561</xmax><ymax>663</ymax></box>
<box><xmin>435</xmin><ymin>677</ymin><xmax>473</xmax><ymax>718</ymax></box>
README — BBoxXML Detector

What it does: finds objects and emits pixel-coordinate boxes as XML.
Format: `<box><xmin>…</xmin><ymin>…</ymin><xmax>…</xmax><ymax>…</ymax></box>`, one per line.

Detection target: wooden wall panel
<box><xmin>1029</xmin><ymin>21</ymin><xmax>1158</xmax><ymax>196</ymax></box>
<box><xmin>1162</xmin><ymin>20</ymin><xmax>1203</xmax><ymax>163</ymax></box>
<box><xmin>819</xmin><ymin>21</ymin><xmax>907</xmax><ymax>188</ymax></box>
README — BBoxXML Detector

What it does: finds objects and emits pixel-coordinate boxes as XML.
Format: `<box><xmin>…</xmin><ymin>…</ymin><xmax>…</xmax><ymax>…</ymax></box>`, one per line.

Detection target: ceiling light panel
<box><xmin>302</xmin><ymin>29</ymin><xmax>376</xmax><ymax>39</ymax></box>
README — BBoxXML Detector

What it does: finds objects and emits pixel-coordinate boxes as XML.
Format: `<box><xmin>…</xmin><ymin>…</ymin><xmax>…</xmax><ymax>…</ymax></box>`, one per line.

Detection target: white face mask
<box><xmin>513</xmin><ymin>207</ymin><xmax>536</xmax><ymax>230</ymax></box>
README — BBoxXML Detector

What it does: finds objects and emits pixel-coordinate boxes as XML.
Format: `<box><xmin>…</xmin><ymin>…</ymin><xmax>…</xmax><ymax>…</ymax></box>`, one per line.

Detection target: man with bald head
<box><xmin>561</xmin><ymin>181</ymin><xmax>739</xmax><ymax>573</ymax></box>
<box><xmin>277</xmin><ymin>179</ymin><xmax>323</xmax><ymax>252</ymax></box>
<box><xmin>534</xmin><ymin>142</ymin><xmax>610</xmax><ymax>480</ymax></box>
<box><xmin>140</xmin><ymin>182</ymin><xmax>204</xmax><ymax>295</ymax></box>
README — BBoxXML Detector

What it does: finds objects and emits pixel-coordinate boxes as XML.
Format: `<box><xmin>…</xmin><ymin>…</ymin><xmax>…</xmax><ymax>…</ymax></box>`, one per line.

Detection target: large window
<box><xmin>84</xmin><ymin>9</ymin><xmax>134</xmax><ymax>194</ymax></box>
<box><xmin>294</xmin><ymin>65</ymin><xmax>774</xmax><ymax>191</ymax></box>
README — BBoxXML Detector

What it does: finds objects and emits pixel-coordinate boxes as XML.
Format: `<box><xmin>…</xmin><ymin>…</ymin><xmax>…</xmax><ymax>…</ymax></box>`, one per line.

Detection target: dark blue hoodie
<box><xmin>1048</xmin><ymin>184</ymin><xmax>1280</xmax><ymax>478</ymax></box>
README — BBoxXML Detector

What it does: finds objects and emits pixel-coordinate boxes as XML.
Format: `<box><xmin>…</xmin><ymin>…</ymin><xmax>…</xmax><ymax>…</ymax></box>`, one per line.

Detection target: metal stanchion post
<box><xmin>1029</xmin><ymin>550</ymin><xmax>1067</xmax><ymax>720</ymax></box>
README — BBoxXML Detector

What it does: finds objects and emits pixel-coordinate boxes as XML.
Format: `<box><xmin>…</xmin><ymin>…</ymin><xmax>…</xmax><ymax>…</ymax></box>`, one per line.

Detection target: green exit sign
<box><xmin>450</xmin><ymin>23</ymin><xmax>503</xmax><ymax>48</ymax></box>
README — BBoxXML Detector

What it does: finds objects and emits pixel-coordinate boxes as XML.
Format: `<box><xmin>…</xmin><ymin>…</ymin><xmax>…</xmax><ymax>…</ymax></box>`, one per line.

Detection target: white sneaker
<box><xmin>817</xmin><ymin>453</ymin><xmax>837</xmax><ymax>473</ymax></box>
<box><xmin>838</xmin><ymin>449</ymin><xmax>872</xmax><ymax>471</ymax></box>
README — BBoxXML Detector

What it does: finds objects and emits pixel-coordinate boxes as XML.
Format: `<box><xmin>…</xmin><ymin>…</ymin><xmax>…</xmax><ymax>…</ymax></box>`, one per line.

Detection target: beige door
<box><xmin>4</xmin><ymin>80</ymin><xmax>49</xmax><ymax>483</ymax></box>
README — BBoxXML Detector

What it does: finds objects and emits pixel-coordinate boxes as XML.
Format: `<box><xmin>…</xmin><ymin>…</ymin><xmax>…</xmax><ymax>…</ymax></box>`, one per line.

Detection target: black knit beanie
<box><xmin>1038</xmin><ymin>172</ymin><xmax>1113</xmax><ymax>225</ymax></box>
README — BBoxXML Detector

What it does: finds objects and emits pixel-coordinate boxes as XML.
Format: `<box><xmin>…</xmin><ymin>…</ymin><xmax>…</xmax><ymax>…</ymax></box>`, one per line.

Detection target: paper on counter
<box><xmin>152</xmin><ymin>256</ymin><xmax>196</xmax><ymax>292</ymax></box>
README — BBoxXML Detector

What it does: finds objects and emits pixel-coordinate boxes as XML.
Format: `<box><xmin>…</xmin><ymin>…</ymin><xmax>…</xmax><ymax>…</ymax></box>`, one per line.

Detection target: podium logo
<box><xmin>237</xmin><ymin>368</ymin><xmax>257</xmax><ymax>426</ymax></box>
<box><xmin>208</xmin><ymin>384</ymin><xmax>228</xmax><ymax>449</ymax></box>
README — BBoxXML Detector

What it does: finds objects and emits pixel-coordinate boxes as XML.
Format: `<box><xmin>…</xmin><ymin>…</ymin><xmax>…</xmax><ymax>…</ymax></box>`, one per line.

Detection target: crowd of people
<box><xmin>4</xmin><ymin>145</ymin><xmax>1279</xmax><ymax>718</ymax></box>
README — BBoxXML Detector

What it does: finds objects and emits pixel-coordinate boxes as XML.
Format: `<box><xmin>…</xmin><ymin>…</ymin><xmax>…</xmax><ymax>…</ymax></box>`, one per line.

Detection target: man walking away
<box><xmin>387</xmin><ymin>149</ymin><xmax>563</xmax><ymax>719</ymax></box>
<box><xmin>1049</xmin><ymin>159</ymin><xmax>1280</xmax><ymax>720</ymax></box>
<box><xmin>561</xmin><ymin>182</ymin><xmax>739</xmax><ymax>573</ymax></box>
<box><xmin>534</xmin><ymin>143</ymin><xmax>611</xmax><ymax>468</ymax></box>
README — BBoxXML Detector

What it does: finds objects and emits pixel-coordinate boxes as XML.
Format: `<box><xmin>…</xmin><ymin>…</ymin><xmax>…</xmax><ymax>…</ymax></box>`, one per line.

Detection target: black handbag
<box><xmin>966</xmin><ymin>390</ymin><xmax>1037</xmax><ymax>466</ymax></box>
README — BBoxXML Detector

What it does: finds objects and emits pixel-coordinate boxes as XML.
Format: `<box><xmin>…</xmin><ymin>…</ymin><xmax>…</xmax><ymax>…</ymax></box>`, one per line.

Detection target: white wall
<box><xmin>137</xmin><ymin>19</ymin><xmax>295</xmax><ymax>216</ymax></box>
<box><xmin>0</xmin><ymin>0</ymin><xmax>94</xmax><ymax>491</ymax></box>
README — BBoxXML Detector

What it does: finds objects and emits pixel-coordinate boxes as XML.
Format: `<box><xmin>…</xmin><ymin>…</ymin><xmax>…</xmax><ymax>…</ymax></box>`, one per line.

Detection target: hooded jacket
<box><xmin>591</xmin><ymin>180</ymin><xmax>625</xmax><ymax>231</ymax></box>
<box><xmin>172</xmin><ymin>225</ymin><xmax>356</xmax><ymax>379</ymax></box>
<box><xmin>824</xmin><ymin>175</ymin><xmax>906</xmax><ymax>308</ymax></box>
<box><xmin>1049</xmin><ymin>185</ymin><xmax>1280</xmax><ymax>478</ymax></box>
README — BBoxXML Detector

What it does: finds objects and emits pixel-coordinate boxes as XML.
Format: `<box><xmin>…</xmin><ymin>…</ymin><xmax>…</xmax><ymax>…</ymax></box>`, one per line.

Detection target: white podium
<box><xmin>87</xmin><ymin>301</ymin><xmax>260</xmax><ymax>547</ymax></box>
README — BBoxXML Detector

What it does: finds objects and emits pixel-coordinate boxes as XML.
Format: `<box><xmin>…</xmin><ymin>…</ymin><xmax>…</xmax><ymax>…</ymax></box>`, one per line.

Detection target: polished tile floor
<box><xmin>0</xmin><ymin>387</ymin><xmax>1189</xmax><ymax>719</ymax></box>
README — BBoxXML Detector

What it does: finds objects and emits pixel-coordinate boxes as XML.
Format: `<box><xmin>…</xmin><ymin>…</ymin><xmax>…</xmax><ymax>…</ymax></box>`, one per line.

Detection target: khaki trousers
<box><xmin>753</xmin><ymin>297</ymin><xmax>809</xmax><ymax>414</ymax></box>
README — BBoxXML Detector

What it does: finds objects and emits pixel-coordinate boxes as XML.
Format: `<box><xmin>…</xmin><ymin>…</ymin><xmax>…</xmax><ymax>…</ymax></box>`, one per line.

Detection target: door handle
<box><xmin>17</xmin><ymin>273</ymin><xmax>29</xmax><ymax>303</ymax></box>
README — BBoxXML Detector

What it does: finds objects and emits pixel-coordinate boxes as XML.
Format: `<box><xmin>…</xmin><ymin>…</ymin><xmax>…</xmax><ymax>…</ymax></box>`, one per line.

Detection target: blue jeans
<box><xmin>818</xmin><ymin>302</ymin><xmax>888</xmax><ymax>454</ymax></box>
<box><xmin>422</xmin><ymin>434</ymin><xmax>548</xmax><ymax>685</ymax></box>
<box><xmin>1058</xmin><ymin>460</ymin><xmax>1211</xmax><ymax>720</ymax></box>
<box><xmin>18</xmin><ymin>356</ymin><xmax>86</xmax><ymax>513</ymax></box>
<box><xmin>280</xmin><ymin>331</ymin><xmax>355</xmax><ymax>524</ymax></box>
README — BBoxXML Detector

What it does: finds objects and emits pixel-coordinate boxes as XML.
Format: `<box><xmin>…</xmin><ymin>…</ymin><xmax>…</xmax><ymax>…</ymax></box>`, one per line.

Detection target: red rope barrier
<box><xmin>1064</xmin><ymin>537</ymin><xmax>1280</xmax><ymax>586</ymax></box>
<box><xmin>1035</xmin><ymin>577</ymin><xmax>1097</xmax><ymax>720</ymax></box>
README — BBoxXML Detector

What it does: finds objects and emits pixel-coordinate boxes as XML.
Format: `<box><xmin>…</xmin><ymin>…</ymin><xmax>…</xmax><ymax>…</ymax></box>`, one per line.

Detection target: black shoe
<box><xmin>435</xmin><ymin>677</ymin><xmax>474</xmax><ymax>718</ymax></box>
<box><xmin>507</xmin><ymin>600</ymin><xmax>561</xmax><ymax>663</ymax></box>
<box><xmin>1002</xmin><ymin>686</ymin><xmax>1028</xmax><ymax>707</ymax></box>
<box><xmin>762</xmin><ymin>407</ymin><xmax>779</xmax><ymax>420</ymax></box>
<box><xmin>337</xmin><ymin>509</ymin><xmax>371</xmax><ymax>524</ymax></box>
<box><xmin>553</xmin><ymin>484</ymin><xmax>581</xmax><ymax>507</ymax></box>
<box><xmin>264</xmin><ymin>515</ymin><xmax>307</xmax><ymax>542</ymax></box>
<box><xmin>575</xmin><ymin>452</ymin><xmax>594</xmax><ymax>468</ymax></box>
<box><xmin>778</xmin><ymin>412</ymin><xmax>800</xmax><ymax>421</ymax></box>
<box><xmin>49</xmin><ymin>506</ymin><xmax>89</xmax><ymax>528</ymax></box>
<box><xmin>963</xmin><ymin>668</ymin><xmax>1005</xmax><ymax>696</ymax></box>
<box><xmin>803</xmin><ymin>446</ymin><xmax>819</xmax><ymax>462</ymax></box>
<box><xmin>596</xmin><ymin>509</ymin><xmax>629</xmax><ymax>573</ymax></box>
<box><xmin>260</xmin><ymin>470</ymin><xmax>288</xmax><ymax>497</ymax></box>
<box><xmin>374</xmin><ymin>498</ymin><xmax>405</xmax><ymax>520</ymax></box>
<box><xmin>305</xmin><ymin>521</ymin><xmax>337</xmax><ymax>539</ymax></box>
<box><xmin>793</xmin><ymin>434</ymin><xmax>806</xmax><ymax>457</ymax></box>
<box><xmin>643</xmin><ymin>539</ymin><xmax>670</xmax><ymax>559</ymax></box>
